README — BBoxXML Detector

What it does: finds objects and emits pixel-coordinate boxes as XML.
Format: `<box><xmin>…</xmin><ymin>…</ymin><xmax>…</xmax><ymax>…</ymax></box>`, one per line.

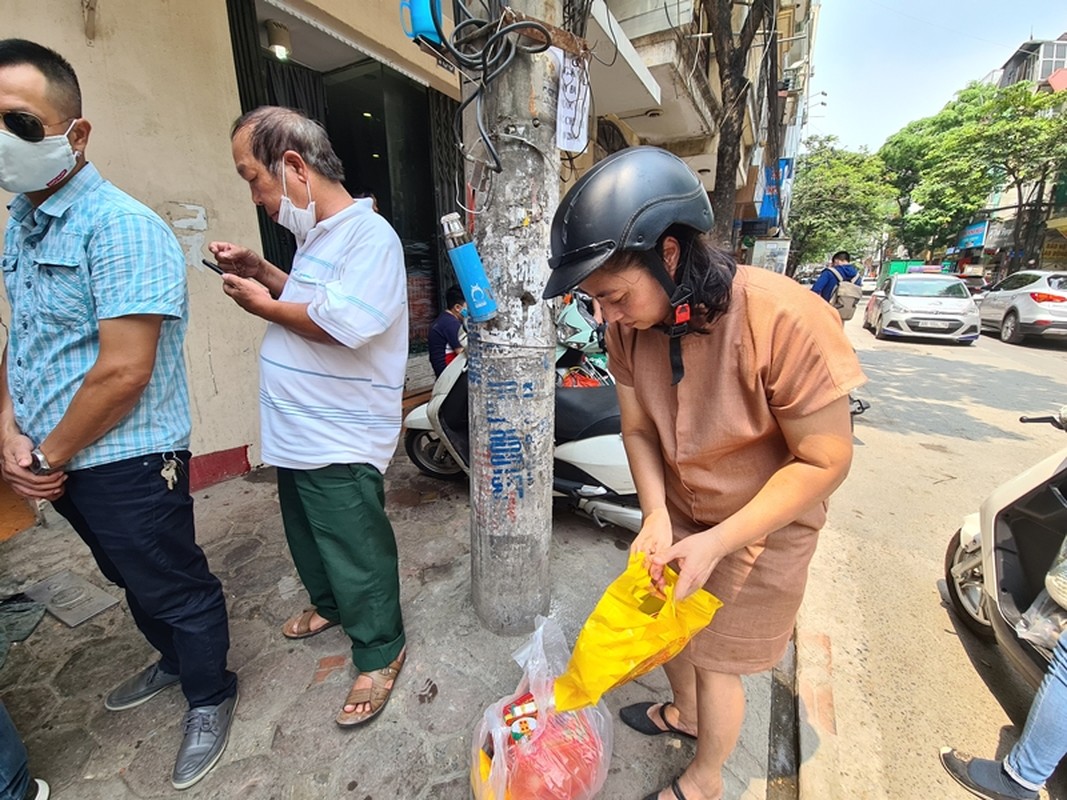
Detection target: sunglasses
<box><xmin>0</xmin><ymin>111</ymin><xmax>70</xmax><ymax>143</ymax></box>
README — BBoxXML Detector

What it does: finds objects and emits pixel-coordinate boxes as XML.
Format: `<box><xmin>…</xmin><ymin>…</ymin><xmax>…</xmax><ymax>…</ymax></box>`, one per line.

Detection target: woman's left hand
<box><xmin>650</xmin><ymin>528</ymin><xmax>729</xmax><ymax>601</ymax></box>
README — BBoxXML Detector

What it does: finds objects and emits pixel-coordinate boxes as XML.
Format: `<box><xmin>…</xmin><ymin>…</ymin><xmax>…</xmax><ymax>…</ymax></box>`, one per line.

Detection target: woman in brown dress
<box><xmin>543</xmin><ymin>147</ymin><xmax>865</xmax><ymax>800</ymax></box>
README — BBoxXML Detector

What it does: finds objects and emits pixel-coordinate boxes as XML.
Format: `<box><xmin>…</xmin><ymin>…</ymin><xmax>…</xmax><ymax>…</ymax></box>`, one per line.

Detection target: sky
<box><xmin>807</xmin><ymin>0</ymin><xmax>1066</xmax><ymax>152</ymax></box>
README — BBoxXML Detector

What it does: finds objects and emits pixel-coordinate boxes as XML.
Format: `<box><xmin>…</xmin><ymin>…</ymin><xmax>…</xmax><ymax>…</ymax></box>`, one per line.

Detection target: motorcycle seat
<box><xmin>554</xmin><ymin>385</ymin><xmax>621</xmax><ymax>443</ymax></box>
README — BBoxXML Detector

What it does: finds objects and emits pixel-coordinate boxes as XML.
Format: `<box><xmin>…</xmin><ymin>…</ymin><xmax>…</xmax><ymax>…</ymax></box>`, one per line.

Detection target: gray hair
<box><xmin>231</xmin><ymin>106</ymin><xmax>345</xmax><ymax>182</ymax></box>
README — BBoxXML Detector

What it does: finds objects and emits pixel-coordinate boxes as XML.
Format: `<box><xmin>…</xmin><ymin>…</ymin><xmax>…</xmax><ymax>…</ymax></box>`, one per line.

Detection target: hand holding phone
<box><xmin>201</xmin><ymin>259</ymin><xmax>226</xmax><ymax>276</ymax></box>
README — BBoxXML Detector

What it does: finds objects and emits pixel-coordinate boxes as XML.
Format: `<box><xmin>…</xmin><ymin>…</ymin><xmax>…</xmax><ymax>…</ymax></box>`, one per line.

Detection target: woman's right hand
<box><xmin>208</xmin><ymin>242</ymin><xmax>262</xmax><ymax>280</ymax></box>
<box><xmin>630</xmin><ymin>507</ymin><xmax>673</xmax><ymax>567</ymax></box>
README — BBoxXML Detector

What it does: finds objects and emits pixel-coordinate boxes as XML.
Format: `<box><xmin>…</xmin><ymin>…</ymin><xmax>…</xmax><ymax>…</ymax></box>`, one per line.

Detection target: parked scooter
<box><xmin>402</xmin><ymin>351</ymin><xmax>642</xmax><ymax>533</ymax></box>
<box><xmin>945</xmin><ymin>407</ymin><xmax>1067</xmax><ymax>689</ymax></box>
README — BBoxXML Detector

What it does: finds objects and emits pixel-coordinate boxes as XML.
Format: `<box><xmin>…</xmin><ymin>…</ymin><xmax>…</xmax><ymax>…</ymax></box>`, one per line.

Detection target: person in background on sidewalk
<box><xmin>811</xmin><ymin>249</ymin><xmax>869</xmax><ymax>420</ymax></box>
<box><xmin>543</xmin><ymin>147</ymin><xmax>864</xmax><ymax>800</ymax></box>
<box><xmin>941</xmin><ymin>630</ymin><xmax>1067</xmax><ymax>800</ymax></box>
<box><xmin>427</xmin><ymin>285</ymin><xmax>466</xmax><ymax>378</ymax></box>
<box><xmin>0</xmin><ymin>39</ymin><xmax>238</xmax><ymax>790</ymax></box>
<box><xmin>0</xmin><ymin>702</ymin><xmax>47</xmax><ymax>800</ymax></box>
<box><xmin>811</xmin><ymin>249</ymin><xmax>862</xmax><ymax>306</ymax></box>
<box><xmin>210</xmin><ymin>106</ymin><xmax>407</xmax><ymax>728</ymax></box>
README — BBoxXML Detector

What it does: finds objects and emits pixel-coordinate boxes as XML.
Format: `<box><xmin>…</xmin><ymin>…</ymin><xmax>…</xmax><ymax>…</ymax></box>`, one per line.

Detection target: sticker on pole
<box><xmin>552</xmin><ymin>47</ymin><xmax>591</xmax><ymax>153</ymax></box>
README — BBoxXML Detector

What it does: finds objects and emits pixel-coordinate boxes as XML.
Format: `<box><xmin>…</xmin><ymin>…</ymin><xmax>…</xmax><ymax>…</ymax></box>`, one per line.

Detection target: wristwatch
<box><xmin>29</xmin><ymin>447</ymin><xmax>53</xmax><ymax>475</ymax></box>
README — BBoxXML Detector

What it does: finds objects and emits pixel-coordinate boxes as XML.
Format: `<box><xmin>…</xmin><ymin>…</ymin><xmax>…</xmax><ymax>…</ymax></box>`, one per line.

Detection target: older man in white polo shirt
<box><xmin>210</xmin><ymin>106</ymin><xmax>407</xmax><ymax>728</ymax></box>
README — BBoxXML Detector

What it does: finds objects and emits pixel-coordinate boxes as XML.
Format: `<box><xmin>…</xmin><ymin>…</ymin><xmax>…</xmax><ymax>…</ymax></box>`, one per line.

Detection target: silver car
<box><xmin>863</xmin><ymin>274</ymin><xmax>980</xmax><ymax>344</ymax></box>
<box><xmin>978</xmin><ymin>270</ymin><xmax>1067</xmax><ymax>343</ymax></box>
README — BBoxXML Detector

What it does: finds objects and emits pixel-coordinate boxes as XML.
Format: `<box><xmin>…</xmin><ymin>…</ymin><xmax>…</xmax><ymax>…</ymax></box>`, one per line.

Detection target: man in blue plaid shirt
<box><xmin>0</xmin><ymin>40</ymin><xmax>236</xmax><ymax>793</ymax></box>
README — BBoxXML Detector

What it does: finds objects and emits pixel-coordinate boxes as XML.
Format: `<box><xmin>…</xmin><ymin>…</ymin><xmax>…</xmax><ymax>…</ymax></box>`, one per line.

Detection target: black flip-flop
<box><xmin>642</xmin><ymin>778</ymin><xmax>688</xmax><ymax>800</ymax></box>
<box><xmin>620</xmin><ymin>702</ymin><xmax>697</xmax><ymax>741</ymax></box>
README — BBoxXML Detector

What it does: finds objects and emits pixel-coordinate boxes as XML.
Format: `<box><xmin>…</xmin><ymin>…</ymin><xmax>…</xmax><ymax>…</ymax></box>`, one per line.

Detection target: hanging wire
<box><xmin>588</xmin><ymin>5</ymin><xmax>620</xmax><ymax>68</ymax></box>
<box><xmin>563</xmin><ymin>0</ymin><xmax>594</xmax><ymax>38</ymax></box>
<box><xmin>430</xmin><ymin>1</ymin><xmax>554</xmax><ymax>173</ymax></box>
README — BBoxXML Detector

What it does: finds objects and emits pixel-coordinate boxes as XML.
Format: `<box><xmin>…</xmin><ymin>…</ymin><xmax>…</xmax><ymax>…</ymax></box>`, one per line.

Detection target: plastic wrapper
<box><xmin>471</xmin><ymin>617</ymin><xmax>613</xmax><ymax>800</ymax></box>
<box><xmin>554</xmin><ymin>553</ymin><xmax>723</xmax><ymax>713</ymax></box>
<box><xmin>1045</xmin><ymin>536</ymin><xmax>1067</xmax><ymax>609</ymax></box>
<box><xmin>1016</xmin><ymin>589</ymin><xmax>1067</xmax><ymax>649</ymax></box>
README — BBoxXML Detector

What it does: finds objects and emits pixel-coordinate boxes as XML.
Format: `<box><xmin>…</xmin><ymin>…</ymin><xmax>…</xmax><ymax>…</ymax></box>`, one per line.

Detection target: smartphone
<box><xmin>201</xmin><ymin>258</ymin><xmax>225</xmax><ymax>276</ymax></box>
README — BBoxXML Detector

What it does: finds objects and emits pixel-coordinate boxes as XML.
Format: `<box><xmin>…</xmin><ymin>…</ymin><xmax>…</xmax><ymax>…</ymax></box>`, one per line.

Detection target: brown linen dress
<box><xmin>606</xmin><ymin>265</ymin><xmax>867</xmax><ymax>674</ymax></box>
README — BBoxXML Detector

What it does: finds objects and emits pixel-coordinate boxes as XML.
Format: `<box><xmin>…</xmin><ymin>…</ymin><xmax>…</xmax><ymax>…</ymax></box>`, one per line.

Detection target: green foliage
<box><xmin>963</xmin><ymin>82</ymin><xmax>1067</xmax><ymax>189</ymax></box>
<box><xmin>879</xmin><ymin>82</ymin><xmax>998</xmax><ymax>256</ymax></box>
<box><xmin>789</xmin><ymin>135</ymin><xmax>895</xmax><ymax>265</ymax></box>
<box><xmin>878</xmin><ymin>80</ymin><xmax>1067</xmax><ymax>262</ymax></box>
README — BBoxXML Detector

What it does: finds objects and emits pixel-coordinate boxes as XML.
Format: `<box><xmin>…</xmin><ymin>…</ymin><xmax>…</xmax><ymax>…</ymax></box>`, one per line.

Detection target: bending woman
<box><xmin>543</xmin><ymin>147</ymin><xmax>865</xmax><ymax>800</ymax></box>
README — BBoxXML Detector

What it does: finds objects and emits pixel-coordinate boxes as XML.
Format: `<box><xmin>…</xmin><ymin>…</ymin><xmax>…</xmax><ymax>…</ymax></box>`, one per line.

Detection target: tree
<box><xmin>953</xmin><ymin>82</ymin><xmax>1067</xmax><ymax>270</ymax></box>
<box><xmin>789</xmin><ymin>135</ymin><xmax>894</xmax><ymax>267</ymax></box>
<box><xmin>879</xmin><ymin>81</ymin><xmax>1067</xmax><ymax>269</ymax></box>
<box><xmin>704</xmin><ymin>0</ymin><xmax>777</xmax><ymax>245</ymax></box>
<box><xmin>879</xmin><ymin>83</ymin><xmax>996</xmax><ymax>258</ymax></box>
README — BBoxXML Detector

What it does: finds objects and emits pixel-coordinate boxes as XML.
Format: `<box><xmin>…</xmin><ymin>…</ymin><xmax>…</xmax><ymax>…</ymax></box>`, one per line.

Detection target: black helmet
<box><xmin>543</xmin><ymin>146</ymin><xmax>713</xmax><ymax>299</ymax></box>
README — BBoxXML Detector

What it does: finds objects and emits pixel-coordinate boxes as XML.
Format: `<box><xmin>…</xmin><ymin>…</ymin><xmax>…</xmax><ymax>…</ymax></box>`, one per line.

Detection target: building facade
<box><xmin>0</xmin><ymin>0</ymin><xmax>816</xmax><ymax>528</ymax></box>
<box><xmin>0</xmin><ymin>0</ymin><xmax>461</xmax><ymax>509</ymax></box>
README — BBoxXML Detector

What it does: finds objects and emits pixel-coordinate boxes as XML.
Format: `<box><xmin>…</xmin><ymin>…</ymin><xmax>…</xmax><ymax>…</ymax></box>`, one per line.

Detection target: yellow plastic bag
<box><xmin>554</xmin><ymin>553</ymin><xmax>723</xmax><ymax>713</ymax></box>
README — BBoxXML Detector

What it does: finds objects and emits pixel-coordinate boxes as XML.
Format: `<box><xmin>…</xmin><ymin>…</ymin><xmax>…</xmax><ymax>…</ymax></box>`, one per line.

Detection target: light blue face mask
<box><xmin>460</xmin><ymin>307</ymin><xmax>470</xmax><ymax>319</ymax></box>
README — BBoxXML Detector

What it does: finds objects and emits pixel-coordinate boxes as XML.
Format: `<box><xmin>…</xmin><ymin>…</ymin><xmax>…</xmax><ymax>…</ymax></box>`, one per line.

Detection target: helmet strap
<box><xmin>648</xmin><ymin>252</ymin><xmax>692</xmax><ymax>385</ymax></box>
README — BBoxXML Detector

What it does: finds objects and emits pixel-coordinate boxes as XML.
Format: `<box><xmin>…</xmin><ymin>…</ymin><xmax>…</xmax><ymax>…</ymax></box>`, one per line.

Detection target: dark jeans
<box><xmin>51</xmin><ymin>451</ymin><xmax>236</xmax><ymax>708</ymax></box>
<box><xmin>0</xmin><ymin>701</ymin><xmax>29</xmax><ymax>800</ymax></box>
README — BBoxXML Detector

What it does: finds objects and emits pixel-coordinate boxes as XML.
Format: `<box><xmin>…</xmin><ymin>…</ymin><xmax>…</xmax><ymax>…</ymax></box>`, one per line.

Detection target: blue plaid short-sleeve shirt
<box><xmin>2</xmin><ymin>163</ymin><xmax>190</xmax><ymax>469</ymax></box>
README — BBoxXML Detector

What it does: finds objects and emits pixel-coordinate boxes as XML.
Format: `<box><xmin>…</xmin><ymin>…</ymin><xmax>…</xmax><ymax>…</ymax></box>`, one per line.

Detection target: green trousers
<box><xmin>276</xmin><ymin>464</ymin><xmax>405</xmax><ymax>671</ymax></box>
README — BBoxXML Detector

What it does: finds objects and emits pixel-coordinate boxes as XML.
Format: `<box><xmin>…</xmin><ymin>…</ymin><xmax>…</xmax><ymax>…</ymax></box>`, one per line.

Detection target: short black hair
<box><xmin>0</xmin><ymin>39</ymin><xmax>82</xmax><ymax>119</ymax></box>
<box><xmin>832</xmin><ymin>250</ymin><xmax>851</xmax><ymax>263</ymax></box>
<box><xmin>445</xmin><ymin>285</ymin><xmax>466</xmax><ymax>308</ymax></box>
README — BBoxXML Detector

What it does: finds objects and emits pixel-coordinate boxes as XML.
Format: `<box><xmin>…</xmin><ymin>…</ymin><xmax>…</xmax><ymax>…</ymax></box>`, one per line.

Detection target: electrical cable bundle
<box><xmin>429</xmin><ymin>1</ymin><xmax>553</xmax><ymax>174</ymax></box>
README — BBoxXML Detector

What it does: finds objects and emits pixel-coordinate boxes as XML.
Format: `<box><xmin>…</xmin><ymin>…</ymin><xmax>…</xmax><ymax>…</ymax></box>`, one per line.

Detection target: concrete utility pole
<box><xmin>465</xmin><ymin>2</ymin><xmax>562</xmax><ymax>633</ymax></box>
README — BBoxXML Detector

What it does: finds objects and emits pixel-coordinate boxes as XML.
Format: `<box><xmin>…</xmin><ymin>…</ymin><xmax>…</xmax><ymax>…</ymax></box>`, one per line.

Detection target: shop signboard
<box><xmin>1042</xmin><ymin>231</ymin><xmax>1067</xmax><ymax>267</ymax></box>
<box><xmin>750</xmin><ymin>238</ymin><xmax>791</xmax><ymax>274</ymax></box>
<box><xmin>957</xmin><ymin>221</ymin><xmax>989</xmax><ymax>250</ymax></box>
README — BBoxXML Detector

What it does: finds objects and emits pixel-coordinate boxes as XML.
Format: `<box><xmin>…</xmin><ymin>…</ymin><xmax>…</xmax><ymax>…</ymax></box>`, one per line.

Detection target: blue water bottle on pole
<box><xmin>441</xmin><ymin>212</ymin><xmax>498</xmax><ymax>323</ymax></box>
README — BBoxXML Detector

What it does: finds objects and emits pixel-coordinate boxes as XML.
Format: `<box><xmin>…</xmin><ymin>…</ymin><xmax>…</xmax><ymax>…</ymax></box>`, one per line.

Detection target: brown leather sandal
<box><xmin>335</xmin><ymin>649</ymin><xmax>406</xmax><ymax>727</ymax></box>
<box><xmin>281</xmin><ymin>607</ymin><xmax>339</xmax><ymax>640</ymax></box>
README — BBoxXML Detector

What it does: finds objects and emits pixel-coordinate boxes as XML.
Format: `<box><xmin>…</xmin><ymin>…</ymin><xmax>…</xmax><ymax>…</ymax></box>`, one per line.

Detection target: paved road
<box><xmin>801</xmin><ymin>319</ymin><xmax>1067</xmax><ymax>799</ymax></box>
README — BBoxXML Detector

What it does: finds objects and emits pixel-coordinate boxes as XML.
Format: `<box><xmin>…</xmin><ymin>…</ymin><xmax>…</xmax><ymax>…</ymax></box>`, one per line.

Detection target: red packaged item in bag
<box><xmin>506</xmin><ymin>703</ymin><xmax>605</xmax><ymax>798</ymax></box>
<box><xmin>471</xmin><ymin>618</ymin><xmax>613</xmax><ymax>800</ymax></box>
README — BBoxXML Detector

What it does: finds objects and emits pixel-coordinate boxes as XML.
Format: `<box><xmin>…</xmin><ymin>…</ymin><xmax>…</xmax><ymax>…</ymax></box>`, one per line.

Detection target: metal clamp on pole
<box><xmin>501</xmin><ymin>7</ymin><xmax>587</xmax><ymax>55</ymax></box>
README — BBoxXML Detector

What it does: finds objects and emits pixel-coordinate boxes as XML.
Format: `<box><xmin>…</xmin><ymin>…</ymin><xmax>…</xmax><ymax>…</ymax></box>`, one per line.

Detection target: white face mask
<box><xmin>0</xmin><ymin>120</ymin><xmax>79</xmax><ymax>194</ymax></box>
<box><xmin>277</xmin><ymin>167</ymin><xmax>316</xmax><ymax>245</ymax></box>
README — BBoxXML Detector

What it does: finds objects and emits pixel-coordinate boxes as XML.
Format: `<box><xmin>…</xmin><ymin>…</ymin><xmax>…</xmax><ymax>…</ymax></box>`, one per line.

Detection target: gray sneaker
<box><xmin>171</xmin><ymin>690</ymin><xmax>239</xmax><ymax>790</ymax></box>
<box><xmin>105</xmin><ymin>662</ymin><xmax>180</xmax><ymax>711</ymax></box>
<box><xmin>939</xmin><ymin>748</ymin><xmax>1038</xmax><ymax>800</ymax></box>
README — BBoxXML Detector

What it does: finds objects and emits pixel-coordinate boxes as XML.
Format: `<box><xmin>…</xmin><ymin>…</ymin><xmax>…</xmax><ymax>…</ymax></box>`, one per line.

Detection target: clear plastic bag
<box><xmin>471</xmin><ymin>617</ymin><xmax>613</xmax><ymax>800</ymax></box>
<box><xmin>1016</xmin><ymin>589</ymin><xmax>1067</xmax><ymax>649</ymax></box>
<box><xmin>1045</xmin><ymin>537</ymin><xmax>1067</xmax><ymax>609</ymax></box>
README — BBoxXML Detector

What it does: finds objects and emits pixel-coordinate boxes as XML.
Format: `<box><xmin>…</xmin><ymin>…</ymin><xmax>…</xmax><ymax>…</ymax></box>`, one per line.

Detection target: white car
<box><xmin>862</xmin><ymin>274</ymin><xmax>981</xmax><ymax>344</ymax></box>
<box><xmin>977</xmin><ymin>270</ymin><xmax>1067</xmax><ymax>343</ymax></box>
